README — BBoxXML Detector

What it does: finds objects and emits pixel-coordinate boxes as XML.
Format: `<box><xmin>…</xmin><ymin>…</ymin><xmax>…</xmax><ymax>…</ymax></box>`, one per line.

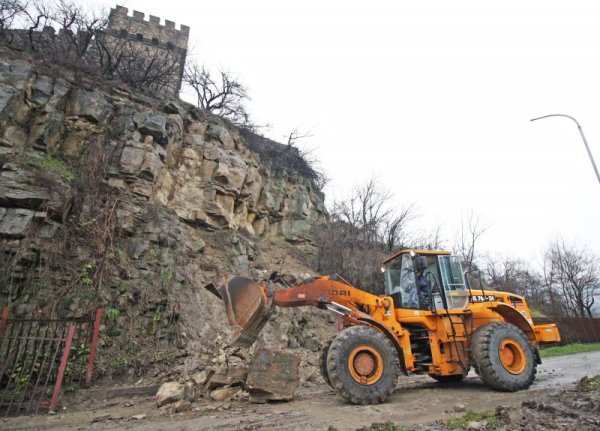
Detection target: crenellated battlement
<box><xmin>108</xmin><ymin>6</ymin><xmax>189</xmax><ymax>51</ymax></box>
<box><xmin>2</xmin><ymin>5</ymin><xmax>189</xmax><ymax>98</ymax></box>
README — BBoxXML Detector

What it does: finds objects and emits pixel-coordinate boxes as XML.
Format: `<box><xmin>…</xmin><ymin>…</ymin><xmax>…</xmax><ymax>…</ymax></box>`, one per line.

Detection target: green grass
<box><xmin>448</xmin><ymin>410</ymin><xmax>499</xmax><ymax>429</ymax></box>
<box><xmin>540</xmin><ymin>343</ymin><xmax>600</xmax><ymax>358</ymax></box>
<box><xmin>29</xmin><ymin>154</ymin><xmax>76</xmax><ymax>181</ymax></box>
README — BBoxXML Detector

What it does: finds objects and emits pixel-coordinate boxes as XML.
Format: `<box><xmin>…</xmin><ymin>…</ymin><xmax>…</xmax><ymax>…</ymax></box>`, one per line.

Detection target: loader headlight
<box><xmin>380</xmin><ymin>266</ymin><xmax>385</xmax><ymax>273</ymax></box>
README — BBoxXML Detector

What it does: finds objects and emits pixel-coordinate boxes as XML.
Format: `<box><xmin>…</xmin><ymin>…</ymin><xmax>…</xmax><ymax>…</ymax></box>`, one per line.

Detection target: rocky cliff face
<box><xmin>0</xmin><ymin>47</ymin><xmax>329</xmax><ymax>377</ymax></box>
<box><xmin>0</xmin><ymin>52</ymin><xmax>325</xmax><ymax>243</ymax></box>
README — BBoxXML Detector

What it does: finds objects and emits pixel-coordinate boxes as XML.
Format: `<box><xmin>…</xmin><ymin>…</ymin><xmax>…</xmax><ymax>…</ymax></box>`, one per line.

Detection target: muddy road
<box><xmin>3</xmin><ymin>351</ymin><xmax>600</xmax><ymax>431</ymax></box>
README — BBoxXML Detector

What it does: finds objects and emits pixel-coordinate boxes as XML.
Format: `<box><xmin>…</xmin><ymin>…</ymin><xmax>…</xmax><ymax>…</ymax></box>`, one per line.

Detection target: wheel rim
<box><xmin>498</xmin><ymin>338</ymin><xmax>526</xmax><ymax>374</ymax></box>
<box><xmin>347</xmin><ymin>345</ymin><xmax>384</xmax><ymax>385</ymax></box>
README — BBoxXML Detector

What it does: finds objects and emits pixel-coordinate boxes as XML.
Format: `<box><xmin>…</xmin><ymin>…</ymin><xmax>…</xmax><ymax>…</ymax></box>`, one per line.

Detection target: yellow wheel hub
<box><xmin>498</xmin><ymin>338</ymin><xmax>526</xmax><ymax>374</ymax></box>
<box><xmin>347</xmin><ymin>345</ymin><xmax>384</xmax><ymax>385</ymax></box>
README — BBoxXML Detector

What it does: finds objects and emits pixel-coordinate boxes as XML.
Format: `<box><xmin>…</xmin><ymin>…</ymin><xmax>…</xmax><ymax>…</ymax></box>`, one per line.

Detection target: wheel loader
<box><xmin>205</xmin><ymin>249</ymin><xmax>560</xmax><ymax>405</ymax></box>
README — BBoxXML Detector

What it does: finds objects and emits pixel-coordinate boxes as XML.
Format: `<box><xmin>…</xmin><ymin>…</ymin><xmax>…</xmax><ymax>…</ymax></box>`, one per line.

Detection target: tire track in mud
<box><xmin>207</xmin><ymin>410</ymin><xmax>328</xmax><ymax>431</ymax></box>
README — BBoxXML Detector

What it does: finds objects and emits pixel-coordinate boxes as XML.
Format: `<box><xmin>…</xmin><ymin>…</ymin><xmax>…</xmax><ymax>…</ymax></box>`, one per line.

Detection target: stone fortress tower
<box><xmin>105</xmin><ymin>6</ymin><xmax>190</xmax><ymax>97</ymax></box>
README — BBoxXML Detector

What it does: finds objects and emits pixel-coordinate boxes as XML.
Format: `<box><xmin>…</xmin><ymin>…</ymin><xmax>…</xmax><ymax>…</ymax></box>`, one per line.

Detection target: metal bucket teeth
<box><xmin>205</xmin><ymin>275</ymin><xmax>274</xmax><ymax>347</ymax></box>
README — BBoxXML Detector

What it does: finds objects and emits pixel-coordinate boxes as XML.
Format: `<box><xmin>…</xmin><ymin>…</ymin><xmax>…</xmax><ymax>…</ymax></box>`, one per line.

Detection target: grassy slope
<box><xmin>540</xmin><ymin>342</ymin><xmax>600</xmax><ymax>358</ymax></box>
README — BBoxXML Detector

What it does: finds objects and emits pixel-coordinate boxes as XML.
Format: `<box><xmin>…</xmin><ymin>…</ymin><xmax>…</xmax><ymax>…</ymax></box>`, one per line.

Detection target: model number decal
<box><xmin>469</xmin><ymin>295</ymin><xmax>497</xmax><ymax>302</ymax></box>
<box><xmin>328</xmin><ymin>290</ymin><xmax>351</xmax><ymax>297</ymax></box>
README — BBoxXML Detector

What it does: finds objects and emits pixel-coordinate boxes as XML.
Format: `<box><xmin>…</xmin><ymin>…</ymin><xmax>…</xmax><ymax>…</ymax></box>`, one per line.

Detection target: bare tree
<box><xmin>409</xmin><ymin>225</ymin><xmax>446</xmax><ymax>251</ymax></box>
<box><xmin>2</xmin><ymin>1</ymin><xmax>184</xmax><ymax>96</ymax></box>
<box><xmin>0</xmin><ymin>0</ymin><xmax>25</xmax><ymax>34</ymax></box>
<box><xmin>98</xmin><ymin>36</ymin><xmax>183</xmax><ymax>94</ymax></box>
<box><xmin>383</xmin><ymin>203</ymin><xmax>416</xmax><ymax>252</ymax></box>
<box><xmin>6</xmin><ymin>0</ymin><xmax>108</xmax><ymax>63</ymax></box>
<box><xmin>183</xmin><ymin>61</ymin><xmax>250</xmax><ymax>127</ymax></box>
<box><xmin>286</xmin><ymin>128</ymin><xmax>313</xmax><ymax>147</ymax></box>
<box><xmin>333</xmin><ymin>178</ymin><xmax>394</xmax><ymax>244</ymax></box>
<box><xmin>483</xmin><ymin>255</ymin><xmax>551</xmax><ymax>310</ymax></box>
<box><xmin>543</xmin><ymin>239</ymin><xmax>600</xmax><ymax>318</ymax></box>
<box><xmin>454</xmin><ymin>211</ymin><xmax>489</xmax><ymax>272</ymax></box>
<box><xmin>315</xmin><ymin>179</ymin><xmax>417</xmax><ymax>293</ymax></box>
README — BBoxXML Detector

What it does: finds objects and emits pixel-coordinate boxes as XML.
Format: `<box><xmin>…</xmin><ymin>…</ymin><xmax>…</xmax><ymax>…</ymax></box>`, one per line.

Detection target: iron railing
<box><xmin>0</xmin><ymin>307</ymin><xmax>102</xmax><ymax>417</ymax></box>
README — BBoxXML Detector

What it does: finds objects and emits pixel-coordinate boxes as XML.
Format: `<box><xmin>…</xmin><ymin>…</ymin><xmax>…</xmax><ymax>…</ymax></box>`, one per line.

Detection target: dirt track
<box><xmin>3</xmin><ymin>351</ymin><xmax>600</xmax><ymax>431</ymax></box>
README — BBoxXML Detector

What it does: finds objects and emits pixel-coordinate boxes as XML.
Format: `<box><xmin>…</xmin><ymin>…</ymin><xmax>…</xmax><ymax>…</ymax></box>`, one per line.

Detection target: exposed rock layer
<box><xmin>0</xmin><ymin>47</ymin><xmax>330</xmax><ymax>379</ymax></box>
<box><xmin>0</xmin><ymin>50</ymin><xmax>326</xmax><ymax>243</ymax></box>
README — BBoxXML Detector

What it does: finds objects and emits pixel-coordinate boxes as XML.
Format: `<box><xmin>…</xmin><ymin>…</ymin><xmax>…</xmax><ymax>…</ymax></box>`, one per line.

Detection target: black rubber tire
<box><xmin>428</xmin><ymin>374</ymin><xmax>464</xmax><ymax>383</ymax></box>
<box><xmin>471</xmin><ymin>322</ymin><xmax>536</xmax><ymax>392</ymax></box>
<box><xmin>326</xmin><ymin>326</ymin><xmax>400</xmax><ymax>405</ymax></box>
<box><xmin>319</xmin><ymin>335</ymin><xmax>336</xmax><ymax>388</ymax></box>
<box><xmin>470</xmin><ymin>324</ymin><xmax>487</xmax><ymax>377</ymax></box>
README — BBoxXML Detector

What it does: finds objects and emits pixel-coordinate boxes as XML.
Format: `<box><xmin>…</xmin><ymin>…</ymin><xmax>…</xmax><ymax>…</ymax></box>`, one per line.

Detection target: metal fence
<box><xmin>0</xmin><ymin>307</ymin><xmax>102</xmax><ymax>417</ymax></box>
<box><xmin>536</xmin><ymin>316</ymin><xmax>600</xmax><ymax>345</ymax></box>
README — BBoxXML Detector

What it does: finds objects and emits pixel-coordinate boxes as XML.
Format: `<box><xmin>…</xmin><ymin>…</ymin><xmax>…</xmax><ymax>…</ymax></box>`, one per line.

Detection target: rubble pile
<box><xmin>155</xmin><ymin>348</ymin><xmax>304</xmax><ymax>413</ymax></box>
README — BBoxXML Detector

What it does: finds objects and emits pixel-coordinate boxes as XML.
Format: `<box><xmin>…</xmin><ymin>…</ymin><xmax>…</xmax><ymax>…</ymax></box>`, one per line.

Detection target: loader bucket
<box><xmin>204</xmin><ymin>275</ymin><xmax>274</xmax><ymax>347</ymax></box>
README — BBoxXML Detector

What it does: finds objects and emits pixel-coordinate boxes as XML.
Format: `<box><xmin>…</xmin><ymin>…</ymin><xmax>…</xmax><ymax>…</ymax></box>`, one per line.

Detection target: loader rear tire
<box><xmin>319</xmin><ymin>335</ymin><xmax>336</xmax><ymax>388</ymax></box>
<box><xmin>429</xmin><ymin>374</ymin><xmax>464</xmax><ymax>383</ymax></box>
<box><xmin>472</xmin><ymin>322</ymin><xmax>536</xmax><ymax>392</ymax></box>
<box><xmin>327</xmin><ymin>326</ymin><xmax>400</xmax><ymax>405</ymax></box>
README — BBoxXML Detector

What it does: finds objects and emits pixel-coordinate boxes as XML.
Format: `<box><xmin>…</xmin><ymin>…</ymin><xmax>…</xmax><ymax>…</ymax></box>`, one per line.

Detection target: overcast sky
<box><xmin>87</xmin><ymin>0</ymin><xmax>600</xmax><ymax>262</ymax></box>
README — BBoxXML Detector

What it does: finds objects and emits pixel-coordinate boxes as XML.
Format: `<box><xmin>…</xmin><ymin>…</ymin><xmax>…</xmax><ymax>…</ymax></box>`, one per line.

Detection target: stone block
<box><xmin>246</xmin><ymin>348</ymin><xmax>300</xmax><ymax>403</ymax></box>
<box><xmin>30</xmin><ymin>74</ymin><xmax>54</xmax><ymax>105</ymax></box>
<box><xmin>120</xmin><ymin>144</ymin><xmax>147</xmax><ymax>175</ymax></box>
<box><xmin>65</xmin><ymin>88</ymin><xmax>111</xmax><ymax>124</ymax></box>
<box><xmin>134</xmin><ymin>112</ymin><xmax>168</xmax><ymax>145</ymax></box>
<box><xmin>0</xmin><ymin>208</ymin><xmax>34</xmax><ymax>238</ymax></box>
<box><xmin>205</xmin><ymin>121</ymin><xmax>234</xmax><ymax>149</ymax></box>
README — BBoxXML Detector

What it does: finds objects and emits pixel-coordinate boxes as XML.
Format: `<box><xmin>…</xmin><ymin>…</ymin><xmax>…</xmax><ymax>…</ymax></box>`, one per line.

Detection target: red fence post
<box><xmin>0</xmin><ymin>306</ymin><xmax>9</xmax><ymax>338</ymax></box>
<box><xmin>85</xmin><ymin>308</ymin><xmax>103</xmax><ymax>385</ymax></box>
<box><xmin>49</xmin><ymin>323</ymin><xmax>75</xmax><ymax>413</ymax></box>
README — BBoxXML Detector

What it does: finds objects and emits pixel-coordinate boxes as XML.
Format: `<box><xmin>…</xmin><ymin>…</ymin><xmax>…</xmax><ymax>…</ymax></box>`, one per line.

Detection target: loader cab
<box><xmin>382</xmin><ymin>250</ymin><xmax>469</xmax><ymax>311</ymax></box>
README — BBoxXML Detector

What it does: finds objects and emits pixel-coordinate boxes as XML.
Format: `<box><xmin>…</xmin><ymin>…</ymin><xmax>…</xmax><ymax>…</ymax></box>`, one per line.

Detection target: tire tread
<box><xmin>471</xmin><ymin>322</ymin><xmax>536</xmax><ymax>392</ymax></box>
<box><xmin>327</xmin><ymin>326</ymin><xmax>400</xmax><ymax>405</ymax></box>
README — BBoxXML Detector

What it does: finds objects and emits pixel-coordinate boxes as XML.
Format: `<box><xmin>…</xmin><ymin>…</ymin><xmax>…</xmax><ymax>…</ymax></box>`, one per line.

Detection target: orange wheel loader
<box><xmin>205</xmin><ymin>249</ymin><xmax>560</xmax><ymax>405</ymax></box>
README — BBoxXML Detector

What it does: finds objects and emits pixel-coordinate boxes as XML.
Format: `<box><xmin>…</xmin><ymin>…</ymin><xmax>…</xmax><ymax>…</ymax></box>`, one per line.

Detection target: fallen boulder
<box><xmin>155</xmin><ymin>381</ymin><xmax>184</xmax><ymax>407</ymax></box>
<box><xmin>246</xmin><ymin>348</ymin><xmax>300</xmax><ymax>403</ymax></box>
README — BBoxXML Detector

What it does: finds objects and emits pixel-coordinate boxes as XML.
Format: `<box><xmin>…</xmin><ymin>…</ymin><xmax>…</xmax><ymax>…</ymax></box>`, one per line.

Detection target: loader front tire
<box><xmin>327</xmin><ymin>326</ymin><xmax>400</xmax><ymax>405</ymax></box>
<box><xmin>472</xmin><ymin>322</ymin><xmax>536</xmax><ymax>392</ymax></box>
<box><xmin>319</xmin><ymin>335</ymin><xmax>336</xmax><ymax>388</ymax></box>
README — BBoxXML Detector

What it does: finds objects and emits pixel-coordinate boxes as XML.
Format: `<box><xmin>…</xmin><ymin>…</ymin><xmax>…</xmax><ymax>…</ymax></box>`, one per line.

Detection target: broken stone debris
<box><xmin>210</xmin><ymin>386</ymin><xmax>242</xmax><ymax>402</ymax></box>
<box><xmin>155</xmin><ymin>348</ymin><xmax>301</xmax><ymax>409</ymax></box>
<box><xmin>192</xmin><ymin>369</ymin><xmax>213</xmax><ymax>386</ymax></box>
<box><xmin>207</xmin><ymin>366</ymin><xmax>248</xmax><ymax>389</ymax></box>
<box><xmin>172</xmin><ymin>400</ymin><xmax>192</xmax><ymax>413</ymax></box>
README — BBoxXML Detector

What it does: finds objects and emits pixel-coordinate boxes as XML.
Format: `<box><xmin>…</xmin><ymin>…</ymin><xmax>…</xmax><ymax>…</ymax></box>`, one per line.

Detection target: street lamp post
<box><xmin>530</xmin><ymin>114</ymin><xmax>600</xmax><ymax>185</ymax></box>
